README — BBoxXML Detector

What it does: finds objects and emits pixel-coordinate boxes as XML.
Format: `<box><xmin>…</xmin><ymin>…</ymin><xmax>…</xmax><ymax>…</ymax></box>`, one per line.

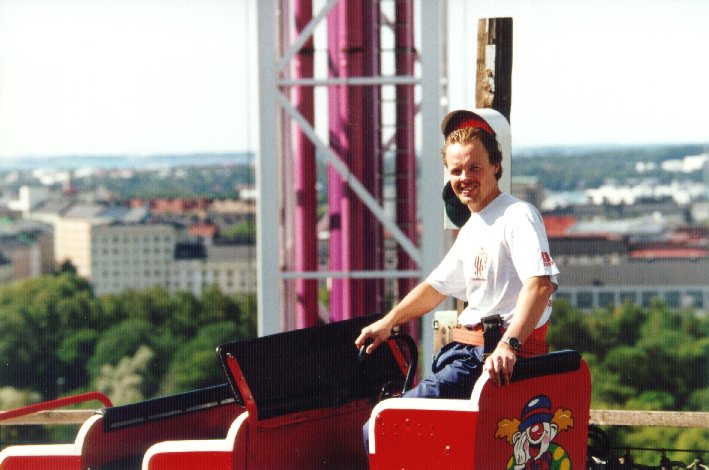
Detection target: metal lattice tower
<box><xmin>255</xmin><ymin>0</ymin><xmax>446</xmax><ymax>369</ymax></box>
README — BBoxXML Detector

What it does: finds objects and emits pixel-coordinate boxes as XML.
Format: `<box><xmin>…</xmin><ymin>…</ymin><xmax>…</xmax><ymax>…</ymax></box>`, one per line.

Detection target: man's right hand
<box><xmin>355</xmin><ymin>317</ymin><xmax>394</xmax><ymax>355</ymax></box>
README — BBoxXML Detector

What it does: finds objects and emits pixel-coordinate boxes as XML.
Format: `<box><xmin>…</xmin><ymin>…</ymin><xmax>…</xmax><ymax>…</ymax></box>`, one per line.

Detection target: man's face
<box><xmin>445</xmin><ymin>140</ymin><xmax>501</xmax><ymax>212</ymax></box>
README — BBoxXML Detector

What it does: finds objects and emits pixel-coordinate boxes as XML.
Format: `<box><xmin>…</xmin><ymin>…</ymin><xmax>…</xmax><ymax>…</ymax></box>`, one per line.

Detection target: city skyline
<box><xmin>1</xmin><ymin>0</ymin><xmax>708</xmax><ymax>159</ymax></box>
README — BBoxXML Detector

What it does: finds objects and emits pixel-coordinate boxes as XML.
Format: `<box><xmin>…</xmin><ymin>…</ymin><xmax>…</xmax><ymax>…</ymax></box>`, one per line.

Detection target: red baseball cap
<box><xmin>440</xmin><ymin>109</ymin><xmax>496</xmax><ymax>138</ymax></box>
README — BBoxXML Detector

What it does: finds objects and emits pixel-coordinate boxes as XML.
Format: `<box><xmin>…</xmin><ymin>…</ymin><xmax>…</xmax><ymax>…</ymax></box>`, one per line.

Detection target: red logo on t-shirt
<box><xmin>541</xmin><ymin>251</ymin><xmax>555</xmax><ymax>267</ymax></box>
<box><xmin>473</xmin><ymin>248</ymin><xmax>488</xmax><ymax>281</ymax></box>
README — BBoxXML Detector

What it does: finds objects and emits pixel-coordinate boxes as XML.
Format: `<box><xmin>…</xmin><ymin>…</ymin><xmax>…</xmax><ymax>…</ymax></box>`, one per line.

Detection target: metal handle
<box><xmin>389</xmin><ymin>333</ymin><xmax>418</xmax><ymax>394</ymax></box>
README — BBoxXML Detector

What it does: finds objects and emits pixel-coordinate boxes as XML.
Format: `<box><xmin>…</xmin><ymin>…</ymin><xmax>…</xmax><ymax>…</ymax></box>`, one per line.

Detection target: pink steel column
<box><xmin>328</xmin><ymin>0</ymin><xmax>383</xmax><ymax>321</ymax></box>
<box><xmin>327</xmin><ymin>5</ymin><xmax>345</xmax><ymax>321</ymax></box>
<box><xmin>395</xmin><ymin>0</ymin><xmax>419</xmax><ymax>339</ymax></box>
<box><xmin>362</xmin><ymin>0</ymin><xmax>384</xmax><ymax>315</ymax></box>
<box><xmin>293</xmin><ymin>0</ymin><xmax>318</xmax><ymax>328</ymax></box>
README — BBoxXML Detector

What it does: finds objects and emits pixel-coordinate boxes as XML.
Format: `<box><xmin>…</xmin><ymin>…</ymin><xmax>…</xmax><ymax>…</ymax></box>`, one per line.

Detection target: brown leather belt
<box><xmin>450</xmin><ymin>322</ymin><xmax>549</xmax><ymax>358</ymax></box>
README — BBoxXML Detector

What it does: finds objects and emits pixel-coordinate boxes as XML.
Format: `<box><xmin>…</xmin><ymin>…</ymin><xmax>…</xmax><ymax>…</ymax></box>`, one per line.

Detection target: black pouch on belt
<box><xmin>481</xmin><ymin>314</ymin><xmax>503</xmax><ymax>360</ymax></box>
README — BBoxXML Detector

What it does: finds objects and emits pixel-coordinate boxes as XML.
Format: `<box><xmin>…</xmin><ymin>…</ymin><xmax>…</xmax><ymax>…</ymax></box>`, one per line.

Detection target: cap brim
<box><xmin>441</xmin><ymin>110</ymin><xmax>495</xmax><ymax>137</ymax></box>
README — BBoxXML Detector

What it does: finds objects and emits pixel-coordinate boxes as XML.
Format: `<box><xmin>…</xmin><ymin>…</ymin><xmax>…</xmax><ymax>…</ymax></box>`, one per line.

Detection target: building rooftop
<box><xmin>558</xmin><ymin>258</ymin><xmax>709</xmax><ymax>287</ymax></box>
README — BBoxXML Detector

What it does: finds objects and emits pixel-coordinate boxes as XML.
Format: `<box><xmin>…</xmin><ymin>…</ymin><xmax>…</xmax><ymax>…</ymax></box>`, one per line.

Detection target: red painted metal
<box><xmin>371</xmin><ymin>406</ymin><xmax>480</xmax><ymax>468</ymax></box>
<box><xmin>225</xmin><ymin>353</ymin><xmax>259</xmax><ymax>422</ymax></box>
<box><xmin>0</xmin><ymin>391</ymin><xmax>112</xmax><ymax>423</ymax></box>
<box><xmin>144</xmin><ymin>400</ymin><xmax>370</xmax><ymax>470</ymax></box>
<box><xmin>369</xmin><ymin>359</ymin><xmax>592</xmax><ymax>469</ymax></box>
<box><xmin>143</xmin><ymin>414</ymin><xmax>248</xmax><ymax>470</ymax></box>
<box><xmin>147</xmin><ymin>450</ymin><xmax>234</xmax><ymax>470</ymax></box>
<box><xmin>293</xmin><ymin>0</ymin><xmax>319</xmax><ymax>329</ymax></box>
<box><xmin>82</xmin><ymin>406</ymin><xmax>243</xmax><ymax>468</ymax></box>
<box><xmin>0</xmin><ymin>454</ymin><xmax>82</xmax><ymax>470</ymax></box>
<box><xmin>243</xmin><ymin>399</ymin><xmax>370</xmax><ymax>469</ymax></box>
<box><xmin>0</xmin><ymin>395</ymin><xmax>243</xmax><ymax>469</ymax></box>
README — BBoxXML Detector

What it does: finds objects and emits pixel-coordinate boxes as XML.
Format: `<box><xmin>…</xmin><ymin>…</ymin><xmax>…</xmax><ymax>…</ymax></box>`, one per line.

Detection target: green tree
<box><xmin>57</xmin><ymin>328</ymin><xmax>100</xmax><ymax>390</ymax></box>
<box><xmin>165</xmin><ymin>291</ymin><xmax>201</xmax><ymax>339</ymax></box>
<box><xmin>87</xmin><ymin>319</ymin><xmax>153</xmax><ymax>383</ymax></box>
<box><xmin>111</xmin><ymin>286</ymin><xmax>176</xmax><ymax>327</ymax></box>
<box><xmin>160</xmin><ymin>321</ymin><xmax>242</xmax><ymax>394</ymax></box>
<box><xmin>234</xmin><ymin>293</ymin><xmax>257</xmax><ymax>339</ymax></box>
<box><xmin>0</xmin><ymin>273</ymin><xmax>96</xmax><ymax>397</ymax></box>
<box><xmin>546</xmin><ymin>298</ymin><xmax>593</xmax><ymax>352</ymax></box>
<box><xmin>198</xmin><ymin>284</ymin><xmax>240</xmax><ymax>324</ymax></box>
<box><xmin>94</xmin><ymin>345</ymin><xmax>155</xmax><ymax>405</ymax></box>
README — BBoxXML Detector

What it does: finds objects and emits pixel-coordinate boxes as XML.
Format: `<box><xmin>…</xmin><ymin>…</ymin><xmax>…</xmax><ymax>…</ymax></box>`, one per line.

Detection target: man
<box><xmin>355</xmin><ymin>109</ymin><xmax>559</xmax><ymax>399</ymax></box>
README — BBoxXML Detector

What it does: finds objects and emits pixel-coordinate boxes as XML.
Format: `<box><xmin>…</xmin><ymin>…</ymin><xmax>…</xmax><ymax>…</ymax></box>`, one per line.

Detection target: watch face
<box><xmin>507</xmin><ymin>337</ymin><xmax>521</xmax><ymax>351</ymax></box>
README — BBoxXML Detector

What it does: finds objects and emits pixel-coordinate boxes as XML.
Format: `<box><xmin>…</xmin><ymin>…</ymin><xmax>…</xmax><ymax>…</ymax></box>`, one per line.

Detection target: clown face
<box><xmin>515</xmin><ymin>421</ymin><xmax>558</xmax><ymax>463</ymax></box>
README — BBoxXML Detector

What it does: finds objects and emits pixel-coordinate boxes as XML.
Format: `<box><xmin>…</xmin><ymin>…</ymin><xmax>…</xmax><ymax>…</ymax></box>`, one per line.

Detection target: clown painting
<box><xmin>495</xmin><ymin>395</ymin><xmax>575</xmax><ymax>469</ymax></box>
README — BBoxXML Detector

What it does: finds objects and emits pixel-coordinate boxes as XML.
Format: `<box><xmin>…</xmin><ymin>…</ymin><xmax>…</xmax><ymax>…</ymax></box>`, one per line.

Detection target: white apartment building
<box><xmin>89</xmin><ymin>224</ymin><xmax>176</xmax><ymax>296</ymax></box>
<box><xmin>555</xmin><ymin>259</ymin><xmax>709</xmax><ymax>312</ymax></box>
<box><xmin>55</xmin><ymin>217</ymin><xmax>94</xmax><ymax>279</ymax></box>
<box><xmin>170</xmin><ymin>244</ymin><xmax>256</xmax><ymax>297</ymax></box>
<box><xmin>56</xmin><ymin>218</ymin><xmax>176</xmax><ymax>296</ymax></box>
<box><xmin>55</xmin><ymin>207</ymin><xmax>256</xmax><ymax>297</ymax></box>
<box><xmin>7</xmin><ymin>186</ymin><xmax>51</xmax><ymax>215</ymax></box>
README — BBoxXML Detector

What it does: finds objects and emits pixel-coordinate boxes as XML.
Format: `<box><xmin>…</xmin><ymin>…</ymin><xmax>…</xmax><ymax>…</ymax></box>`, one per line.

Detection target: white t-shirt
<box><xmin>426</xmin><ymin>192</ymin><xmax>559</xmax><ymax>328</ymax></box>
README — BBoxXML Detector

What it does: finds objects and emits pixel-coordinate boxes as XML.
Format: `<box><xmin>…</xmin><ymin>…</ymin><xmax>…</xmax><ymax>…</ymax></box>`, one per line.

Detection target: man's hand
<box><xmin>482</xmin><ymin>342</ymin><xmax>517</xmax><ymax>386</ymax></box>
<box><xmin>355</xmin><ymin>317</ymin><xmax>394</xmax><ymax>355</ymax></box>
<box><xmin>355</xmin><ymin>282</ymin><xmax>445</xmax><ymax>355</ymax></box>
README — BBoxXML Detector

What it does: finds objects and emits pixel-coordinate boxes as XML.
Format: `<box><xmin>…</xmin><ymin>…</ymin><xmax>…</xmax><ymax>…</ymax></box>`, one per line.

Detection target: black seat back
<box><xmin>510</xmin><ymin>349</ymin><xmax>581</xmax><ymax>382</ymax></box>
<box><xmin>217</xmin><ymin>315</ymin><xmax>406</xmax><ymax>421</ymax></box>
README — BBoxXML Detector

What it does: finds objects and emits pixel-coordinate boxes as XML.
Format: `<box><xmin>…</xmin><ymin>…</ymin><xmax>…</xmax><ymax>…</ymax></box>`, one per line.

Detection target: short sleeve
<box><xmin>506</xmin><ymin>203</ymin><xmax>560</xmax><ymax>282</ymax></box>
<box><xmin>425</xmin><ymin>232</ymin><xmax>467</xmax><ymax>301</ymax></box>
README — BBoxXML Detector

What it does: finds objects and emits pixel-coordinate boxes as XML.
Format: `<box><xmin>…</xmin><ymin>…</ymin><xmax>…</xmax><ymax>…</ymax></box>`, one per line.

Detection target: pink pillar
<box><xmin>328</xmin><ymin>0</ymin><xmax>383</xmax><ymax>321</ymax></box>
<box><xmin>395</xmin><ymin>0</ymin><xmax>419</xmax><ymax>340</ymax></box>
<box><xmin>293</xmin><ymin>0</ymin><xmax>318</xmax><ymax>328</ymax></box>
<box><xmin>361</xmin><ymin>0</ymin><xmax>384</xmax><ymax>315</ymax></box>
<box><xmin>327</xmin><ymin>6</ymin><xmax>345</xmax><ymax>321</ymax></box>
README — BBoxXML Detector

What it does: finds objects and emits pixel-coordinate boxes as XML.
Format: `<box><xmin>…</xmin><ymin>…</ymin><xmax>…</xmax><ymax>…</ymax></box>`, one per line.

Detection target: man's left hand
<box><xmin>483</xmin><ymin>343</ymin><xmax>516</xmax><ymax>386</ymax></box>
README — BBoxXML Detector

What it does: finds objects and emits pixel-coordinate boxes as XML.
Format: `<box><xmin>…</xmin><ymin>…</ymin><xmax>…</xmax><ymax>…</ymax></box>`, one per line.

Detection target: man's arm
<box><xmin>483</xmin><ymin>275</ymin><xmax>556</xmax><ymax>386</ymax></box>
<box><xmin>355</xmin><ymin>282</ymin><xmax>446</xmax><ymax>354</ymax></box>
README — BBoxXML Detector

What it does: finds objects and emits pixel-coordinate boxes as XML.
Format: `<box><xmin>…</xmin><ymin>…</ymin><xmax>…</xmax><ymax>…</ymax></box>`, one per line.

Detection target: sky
<box><xmin>0</xmin><ymin>0</ymin><xmax>708</xmax><ymax>159</ymax></box>
<box><xmin>449</xmin><ymin>0</ymin><xmax>709</xmax><ymax>148</ymax></box>
<box><xmin>0</xmin><ymin>0</ymin><xmax>256</xmax><ymax>159</ymax></box>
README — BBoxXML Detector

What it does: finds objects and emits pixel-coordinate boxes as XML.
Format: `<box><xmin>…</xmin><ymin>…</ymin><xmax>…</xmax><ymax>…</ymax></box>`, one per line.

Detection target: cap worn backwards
<box><xmin>440</xmin><ymin>110</ymin><xmax>496</xmax><ymax>138</ymax></box>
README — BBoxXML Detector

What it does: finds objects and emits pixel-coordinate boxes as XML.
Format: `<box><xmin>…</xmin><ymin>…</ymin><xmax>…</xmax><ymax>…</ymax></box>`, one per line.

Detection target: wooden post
<box><xmin>450</xmin><ymin>17</ymin><xmax>514</xmax><ymax>317</ymax></box>
<box><xmin>476</xmin><ymin>18</ymin><xmax>513</xmax><ymax>122</ymax></box>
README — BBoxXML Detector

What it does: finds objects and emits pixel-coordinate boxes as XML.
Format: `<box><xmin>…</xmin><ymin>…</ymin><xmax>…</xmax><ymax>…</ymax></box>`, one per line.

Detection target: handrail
<box><xmin>0</xmin><ymin>391</ymin><xmax>112</xmax><ymax>424</ymax></box>
<box><xmin>590</xmin><ymin>409</ymin><xmax>709</xmax><ymax>428</ymax></box>
<box><xmin>0</xmin><ymin>410</ymin><xmax>96</xmax><ymax>425</ymax></box>
<box><xmin>1</xmin><ymin>408</ymin><xmax>706</xmax><ymax>428</ymax></box>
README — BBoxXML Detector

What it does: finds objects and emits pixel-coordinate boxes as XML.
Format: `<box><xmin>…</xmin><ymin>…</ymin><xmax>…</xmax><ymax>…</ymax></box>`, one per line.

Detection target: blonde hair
<box><xmin>441</xmin><ymin>127</ymin><xmax>503</xmax><ymax>180</ymax></box>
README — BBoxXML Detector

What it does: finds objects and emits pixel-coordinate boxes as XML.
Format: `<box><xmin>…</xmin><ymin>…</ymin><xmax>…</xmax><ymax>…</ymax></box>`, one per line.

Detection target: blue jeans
<box><xmin>363</xmin><ymin>343</ymin><xmax>483</xmax><ymax>453</ymax></box>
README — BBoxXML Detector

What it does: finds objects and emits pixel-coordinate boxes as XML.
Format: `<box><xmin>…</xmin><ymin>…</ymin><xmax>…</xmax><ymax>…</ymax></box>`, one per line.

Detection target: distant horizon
<box><xmin>3</xmin><ymin>140</ymin><xmax>708</xmax><ymax>160</ymax></box>
<box><xmin>2</xmin><ymin>141</ymin><xmax>708</xmax><ymax>172</ymax></box>
<box><xmin>0</xmin><ymin>151</ymin><xmax>255</xmax><ymax>172</ymax></box>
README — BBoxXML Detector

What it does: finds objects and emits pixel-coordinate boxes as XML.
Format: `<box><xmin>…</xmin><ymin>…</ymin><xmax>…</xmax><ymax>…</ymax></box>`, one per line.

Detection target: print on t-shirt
<box><xmin>473</xmin><ymin>247</ymin><xmax>488</xmax><ymax>281</ymax></box>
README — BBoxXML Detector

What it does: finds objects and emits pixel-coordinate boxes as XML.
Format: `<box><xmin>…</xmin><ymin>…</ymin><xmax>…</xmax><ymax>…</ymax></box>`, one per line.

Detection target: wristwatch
<box><xmin>501</xmin><ymin>336</ymin><xmax>521</xmax><ymax>353</ymax></box>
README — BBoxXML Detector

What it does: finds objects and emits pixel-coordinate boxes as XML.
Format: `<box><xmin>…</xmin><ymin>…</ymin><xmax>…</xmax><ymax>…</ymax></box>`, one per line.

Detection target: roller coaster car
<box><xmin>0</xmin><ymin>385</ymin><xmax>242</xmax><ymax>470</ymax></box>
<box><xmin>0</xmin><ymin>317</ymin><xmax>590</xmax><ymax>469</ymax></box>
<box><xmin>143</xmin><ymin>314</ymin><xmax>412</xmax><ymax>470</ymax></box>
<box><xmin>368</xmin><ymin>349</ymin><xmax>592</xmax><ymax>470</ymax></box>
